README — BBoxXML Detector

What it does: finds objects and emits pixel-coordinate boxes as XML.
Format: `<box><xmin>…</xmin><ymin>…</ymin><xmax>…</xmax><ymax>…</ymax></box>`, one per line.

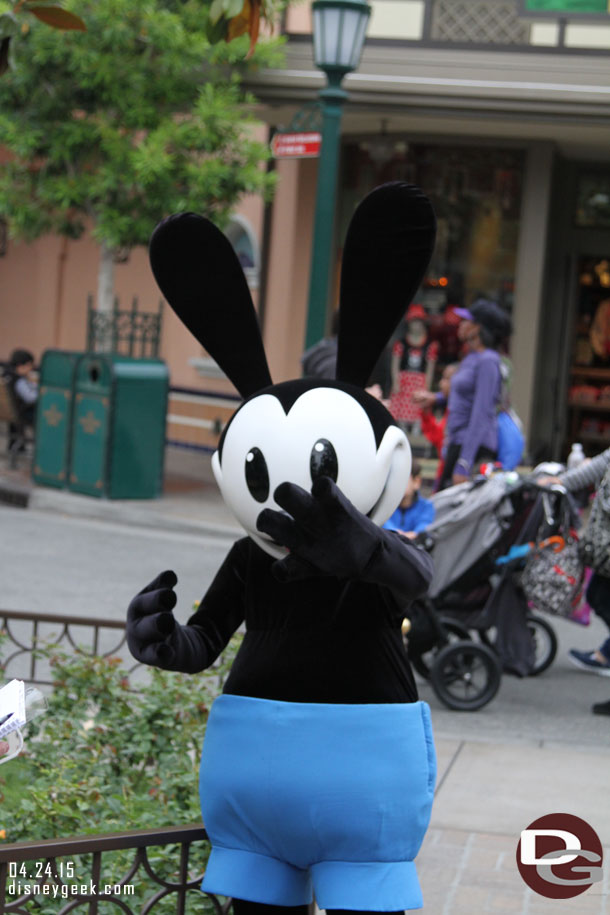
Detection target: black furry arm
<box><xmin>361</xmin><ymin>528</ymin><xmax>433</xmax><ymax>602</ymax></box>
<box><xmin>127</xmin><ymin>542</ymin><xmax>246</xmax><ymax>673</ymax></box>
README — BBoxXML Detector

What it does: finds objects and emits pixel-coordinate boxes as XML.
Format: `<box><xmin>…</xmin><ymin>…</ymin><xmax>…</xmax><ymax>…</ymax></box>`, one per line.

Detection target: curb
<box><xmin>2</xmin><ymin>478</ymin><xmax>242</xmax><ymax>541</ymax></box>
<box><xmin>0</xmin><ymin>479</ymin><xmax>30</xmax><ymax>509</ymax></box>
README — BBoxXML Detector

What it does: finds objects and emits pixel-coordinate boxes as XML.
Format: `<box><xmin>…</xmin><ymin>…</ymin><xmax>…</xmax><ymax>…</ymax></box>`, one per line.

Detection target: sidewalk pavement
<box><xmin>1</xmin><ymin>445</ymin><xmax>609</xmax><ymax>913</ymax></box>
<box><xmin>416</xmin><ymin>735</ymin><xmax>610</xmax><ymax>914</ymax></box>
<box><xmin>0</xmin><ymin>444</ymin><xmax>242</xmax><ymax>540</ymax></box>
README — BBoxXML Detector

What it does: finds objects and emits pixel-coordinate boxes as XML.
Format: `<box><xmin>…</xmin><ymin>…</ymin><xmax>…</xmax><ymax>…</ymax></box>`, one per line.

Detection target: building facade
<box><xmin>2</xmin><ymin>0</ymin><xmax>609</xmax><ymax>459</ymax></box>
<box><xmin>252</xmin><ymin>0</ymin><xmax>610</xmax><ymax>461</ymax></box>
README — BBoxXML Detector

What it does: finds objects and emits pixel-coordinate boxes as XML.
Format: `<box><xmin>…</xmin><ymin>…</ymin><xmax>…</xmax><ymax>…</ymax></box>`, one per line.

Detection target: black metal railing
<box><xmin>86</xmin><ymin>296</ymin><xmax>163</xmax><ymax>359</ymax></box>
<box><xmin>0</xmin><ymin>824</ymin><xmax>228</xmax><ymax>915</ymax></box>
<box><xmin>0</xmin><ymin>609</ymin><xmax>135</xmax><ymax>686</ymax></box>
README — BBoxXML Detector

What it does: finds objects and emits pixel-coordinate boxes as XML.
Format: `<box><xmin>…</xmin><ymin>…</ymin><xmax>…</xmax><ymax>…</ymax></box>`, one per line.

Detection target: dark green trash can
<box><xmin>33</xmin><ymin>349</ymin><xmax>83</xmax><ymax>489</ymax></box>
<box><xmin>68</xmin><ymin>354</ymin><xmax>169</xmax><ymax>499</ymax></box>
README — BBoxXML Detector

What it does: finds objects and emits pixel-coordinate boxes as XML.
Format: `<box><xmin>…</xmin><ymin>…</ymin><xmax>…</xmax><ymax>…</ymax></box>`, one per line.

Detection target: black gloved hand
<box><xmin>256</xmin><ymin>476</ymin><xmax>383</xmax><ymax>583</ymax></box>
<box><xmin>127</xmin><ymin>570</ymin><xmax>179</xmax><ymax>667</ymax></box>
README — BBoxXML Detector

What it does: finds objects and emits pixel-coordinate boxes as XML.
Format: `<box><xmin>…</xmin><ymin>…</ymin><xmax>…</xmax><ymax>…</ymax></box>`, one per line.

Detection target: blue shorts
<box><xmin>199</xmin><ymin>695</ymin><xmax>436</xmax><ymax>911</ymax></box>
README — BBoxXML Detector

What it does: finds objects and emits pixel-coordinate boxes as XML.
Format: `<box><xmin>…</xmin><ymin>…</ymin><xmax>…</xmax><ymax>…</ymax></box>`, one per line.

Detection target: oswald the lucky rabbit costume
<box><xmin>127</xmin><ymin>182</ymin><xmax>438</xmax><ymax>914</ymax></box>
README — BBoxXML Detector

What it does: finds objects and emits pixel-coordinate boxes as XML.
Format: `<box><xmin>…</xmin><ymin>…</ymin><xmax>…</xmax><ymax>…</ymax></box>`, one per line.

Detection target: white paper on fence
<box><xmin>0</xmin><ymin>678</ymin><xmax>27</xmax><ymax>737</ymax></box>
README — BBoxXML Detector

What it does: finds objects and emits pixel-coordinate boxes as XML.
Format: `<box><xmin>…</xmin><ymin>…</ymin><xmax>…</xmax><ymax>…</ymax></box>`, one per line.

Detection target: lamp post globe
<box><xmin>305</xmin><ymin>0</ymin><xmax>371</xmax><ymax>351</ymax></box>
<box><xmin>312</xmin><ymin>0</ymin><xmax>371</xmax><ymax>75</ymax></box>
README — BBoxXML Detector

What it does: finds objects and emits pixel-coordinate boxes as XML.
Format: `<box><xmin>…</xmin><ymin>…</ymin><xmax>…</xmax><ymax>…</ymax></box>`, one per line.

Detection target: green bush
<box><xmin>1</xmin><ymin>633</ymin><xmax>243</xmax><ymax>912</ymax></box>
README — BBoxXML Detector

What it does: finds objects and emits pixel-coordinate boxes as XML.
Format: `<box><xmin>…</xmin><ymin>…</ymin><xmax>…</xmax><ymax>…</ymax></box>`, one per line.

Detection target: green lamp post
<box><xmin>304</xmin><ymin>0</ymin><xmax>371</xmax><ymax>349</ymax></box>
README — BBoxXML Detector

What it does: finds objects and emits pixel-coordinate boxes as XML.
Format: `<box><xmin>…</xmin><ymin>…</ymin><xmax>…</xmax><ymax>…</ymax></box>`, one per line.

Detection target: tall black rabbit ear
<box><xmin>149</xmin><ymin>213</ymin><xmax>272</xmax><ymax>399</ymax></box>
<box><xmin>336</xmin><ymin>182</ymin><xmax>436</xmax><ymax>387</ymax></box>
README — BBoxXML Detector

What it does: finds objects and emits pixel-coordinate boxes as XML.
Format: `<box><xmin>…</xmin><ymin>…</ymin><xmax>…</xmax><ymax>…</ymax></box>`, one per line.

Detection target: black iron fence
<box><xmin>0</xmin><ymin>824</ymin><xmax>228</xmax><ymax>915</ymax></box>
<box><xmin>0</xmin><ymin>609</ymin><xmax>136</xmax><ymax>687</ymax></box>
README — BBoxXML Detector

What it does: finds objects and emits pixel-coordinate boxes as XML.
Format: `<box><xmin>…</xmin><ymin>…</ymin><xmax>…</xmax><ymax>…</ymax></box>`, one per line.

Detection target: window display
<box><xmin>575</xmin><ymin>173</ymin><xmax>610</xmax><ymax>229</ymax></box>
<box><xmin>567</xmin><ymin>256</ymin><xmax>610</xmax><ymax>454</ymax></box>
<box><xmin>339</xmin><ymin>141</ymin><xmax>523</xmax><ymax>369</ymax></box>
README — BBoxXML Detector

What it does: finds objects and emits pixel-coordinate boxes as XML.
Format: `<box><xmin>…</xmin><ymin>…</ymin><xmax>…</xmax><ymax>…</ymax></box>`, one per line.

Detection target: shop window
<box><xmin>566</xmin><ymin>255</ymin><xmax>610</xmax><ymax>455</ymax></box>
<box><xmin>340</xmin><ymin>141</ymin><xmax>523</xmax><ymax>368</ymax></box>
<box><xmin>226</xmin><ymin>216</ymin><xmax>260</xmax><ymax>288</ymax></box>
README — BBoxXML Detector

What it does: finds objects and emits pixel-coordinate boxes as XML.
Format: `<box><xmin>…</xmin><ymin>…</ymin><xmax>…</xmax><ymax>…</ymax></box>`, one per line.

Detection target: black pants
<box><xmin>232</xmin><ymin>904</ymin><xmax>403</xmax><ymax>915</ymax></box>
<box><xmin>587</xmin><ymin>573</ymin><xmax>610</xmax><ymax>661</ymax></box>
<box><xmin>8</xmin><ymin>421</ymin><xmax>30</xmax><ymax>453</ymax></box>
<box><xmin>8</xmin><ymin>404</ymin><xmax>35</xmax><ymax>451</ymax></box>
<box><xmin>438</xmin><ymin>442</ymin><xmax>496</xmax><ymax>491</ymax></box>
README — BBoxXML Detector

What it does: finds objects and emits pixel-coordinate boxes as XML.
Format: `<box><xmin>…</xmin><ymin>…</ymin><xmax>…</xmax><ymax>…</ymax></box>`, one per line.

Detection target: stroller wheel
<box><xmin>409</xmin><ymin>617</ymin><xmax>472</xmax><ymax>680</ymax></box>
<box><xmin>430</xmin><ymin>641</ymin><xmax>502</xmax><ymax>711</ymax></box>
<box><xmin>526</xmin><ymin>613</ymin><xmax>558</xmax><ymax>676</ymax></box>
<box><xmin>478</xmin><ymin>614</ymin><xmax>558</xmax><ymax>677</ymax></box>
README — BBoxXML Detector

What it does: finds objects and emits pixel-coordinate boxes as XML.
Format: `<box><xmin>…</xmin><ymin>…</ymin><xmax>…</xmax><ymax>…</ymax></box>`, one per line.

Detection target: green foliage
<box><xmin>0</xmin><ymin>1</ymin><xmax>85</xmax><ymax>78</ymax></box>
<box><xmin>3</xmin><ymin>635</ymin><xmax>243</xmax><ymax>841</ymax></box>
<box><xmin>1</xmin><ymin>636</ymin><xmax>242</xmax><ymax>912</ymax></box>
<box><xmin>0</xmin><ymin>0</ymin><xmax>282</xmax><ymax>249</ymax></box>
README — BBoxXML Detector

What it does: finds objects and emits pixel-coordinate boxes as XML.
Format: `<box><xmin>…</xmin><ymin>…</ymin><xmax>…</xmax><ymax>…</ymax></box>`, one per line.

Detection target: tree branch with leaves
<box><xmin>0</xmin><ymin>0</ymin><xmax>85</xmax><ymax>75</ymax></box>
<box><xmin>0</xmin><ymin>0</ymin><xmax>284</xmax><ymax>310</ymax></box>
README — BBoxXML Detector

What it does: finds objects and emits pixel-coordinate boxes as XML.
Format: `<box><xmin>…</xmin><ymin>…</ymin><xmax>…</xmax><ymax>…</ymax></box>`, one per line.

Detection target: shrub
<box><xmin>1</xmin><ymin>634</ymin><xmax>243</xmax><ymax>912</ymax></box>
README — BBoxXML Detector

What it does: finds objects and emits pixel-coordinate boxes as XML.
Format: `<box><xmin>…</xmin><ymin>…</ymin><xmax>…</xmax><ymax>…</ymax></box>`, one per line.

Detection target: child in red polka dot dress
<box><xmin>389</xmin><ymin>303</ymin><xmax>438</xmax><ymax>428</ymax></box>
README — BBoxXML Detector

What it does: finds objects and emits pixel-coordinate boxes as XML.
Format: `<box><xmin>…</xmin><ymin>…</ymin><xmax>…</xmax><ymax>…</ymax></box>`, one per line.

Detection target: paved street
<box><xmin>0</xmin><ymin>505</ymin><xmax>232</xmax><ymax>622</ymax></box>
<box><xmin>418</xmin><ymin>610</ymin><xmax>610</xmax><ymax>749</ymax></box>
<box><xmin>2</xmin><ymin>500</ymin><xmax>610</xmax><ymax>748</ymax></box>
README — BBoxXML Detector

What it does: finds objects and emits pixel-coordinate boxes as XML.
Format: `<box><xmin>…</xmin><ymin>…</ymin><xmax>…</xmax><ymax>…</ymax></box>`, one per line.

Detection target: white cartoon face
<box><xmin>212</xmin><ymin>387</ymin><xmax>411</xmax><ymax>558</ymax></box>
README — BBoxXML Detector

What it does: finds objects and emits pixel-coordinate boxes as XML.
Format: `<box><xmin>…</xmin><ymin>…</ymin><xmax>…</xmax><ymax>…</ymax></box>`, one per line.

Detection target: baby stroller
<box><xmin>405</xmin><ymin>473</ymin><xmax>574</xmax><ymax>711</ymax></box>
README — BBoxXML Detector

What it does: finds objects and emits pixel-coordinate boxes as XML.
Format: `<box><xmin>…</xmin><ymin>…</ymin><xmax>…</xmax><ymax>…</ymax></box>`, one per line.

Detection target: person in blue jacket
<box><xmin>384</xmin><ymin>460</ymin><xmax>435</xmax><ymax>537</ymax></box>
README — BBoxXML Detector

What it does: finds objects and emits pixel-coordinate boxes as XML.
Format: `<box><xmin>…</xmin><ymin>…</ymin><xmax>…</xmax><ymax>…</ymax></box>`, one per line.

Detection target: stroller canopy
<box><xmin>425</xmin><ymin>477</ymin><xmax>515</xmax><ymax>598</ymax></box>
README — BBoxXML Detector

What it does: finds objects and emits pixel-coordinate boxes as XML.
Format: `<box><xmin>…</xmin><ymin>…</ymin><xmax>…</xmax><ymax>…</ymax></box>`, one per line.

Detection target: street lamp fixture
<box><xmin>304</xmin><ymin>0</ymin><xmax>371</xmax><ymax>350</ymax></box>
<box><xmin>312</xmin><ymin>0</ymin><xmax>371</xmax><ymax>74</ymax></box>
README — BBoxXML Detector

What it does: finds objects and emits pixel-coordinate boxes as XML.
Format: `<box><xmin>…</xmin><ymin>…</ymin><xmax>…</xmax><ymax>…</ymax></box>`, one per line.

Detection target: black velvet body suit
<box><xmin>175</xmin><ymin>533</ymin><xmax>432</xmax><ymax>705</ymax></box>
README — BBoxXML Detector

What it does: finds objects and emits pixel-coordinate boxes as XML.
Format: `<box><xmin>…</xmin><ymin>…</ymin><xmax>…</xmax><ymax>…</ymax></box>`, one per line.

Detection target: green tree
<box><xmin>0</xmin><ymin>0</ymin><xmax>282</xmax><ymax>309</ymax></box>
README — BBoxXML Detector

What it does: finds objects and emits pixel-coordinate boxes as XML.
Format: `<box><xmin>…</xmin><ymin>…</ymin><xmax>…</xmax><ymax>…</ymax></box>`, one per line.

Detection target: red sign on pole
<box><xmin>271</xmin><ymin>131</ymin><xmax>322</xmax><ymax>159</ymax></box>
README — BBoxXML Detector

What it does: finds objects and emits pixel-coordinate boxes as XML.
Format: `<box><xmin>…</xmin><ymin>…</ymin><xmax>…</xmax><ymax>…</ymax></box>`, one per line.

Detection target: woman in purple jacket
<box><xmin>415</xmin><ymin>299</ymin><xmax>512</xmax><ymax>489</ymax></box>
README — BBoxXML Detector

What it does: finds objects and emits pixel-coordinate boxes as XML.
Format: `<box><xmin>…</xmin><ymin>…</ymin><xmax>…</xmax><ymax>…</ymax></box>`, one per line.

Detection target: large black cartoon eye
<box><xmin>310</xmin><ymin>438</ymin><xmax>338</xmax><ymax>483</ymax></box>
<box><xmin>245</xmin><ymin>447</ymin><xmax>269</xmax><ymax>503</ymax></box>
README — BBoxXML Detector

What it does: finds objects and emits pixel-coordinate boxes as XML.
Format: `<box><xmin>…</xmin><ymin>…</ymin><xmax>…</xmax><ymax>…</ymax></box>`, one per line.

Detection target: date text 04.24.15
<box><xmin>9</xmin><ymin>861</ymin><xmax>75</xmax><ymax>880</ymax></box>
